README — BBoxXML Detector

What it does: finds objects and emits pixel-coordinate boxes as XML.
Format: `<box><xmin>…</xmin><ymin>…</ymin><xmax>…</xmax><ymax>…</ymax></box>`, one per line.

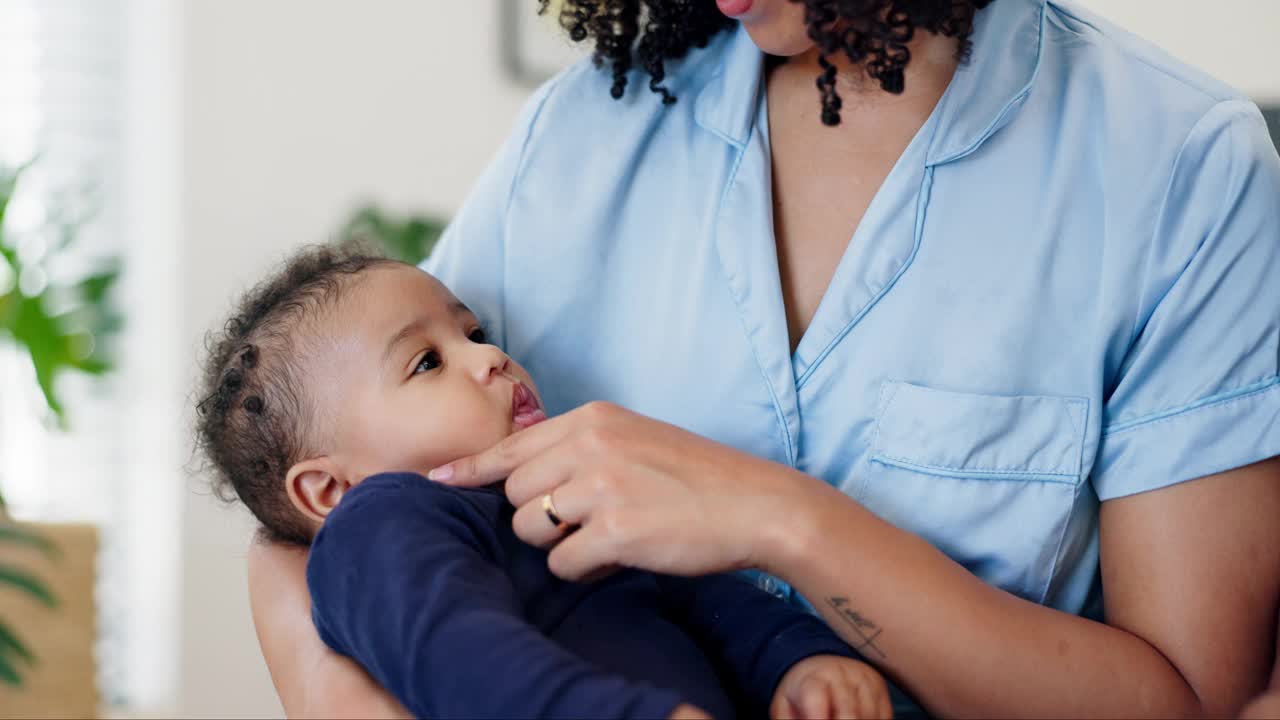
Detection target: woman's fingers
<box><xmin>507</xmin><ymin>439</ymin><xmax>610</xmax><ymax>546</ymax></box>
<box><xmin>511</xmin><ymin>477</ymin><xmax>588</xmax><ymax>548</ymax></box>
<box><xmin>546</xmin><ymin>521</ymin><xmax>625</xmax><ymax>582</ymax></box>
<box><xmin>426</xmin><ymin>417</ymin><xmax>554</xmax><ymax>487</ymax></box>
<box><xmin>429</xmin><ymin>401</ymin><xmax>618</xmax><ymax>487</ymax></box>
<box><xmin>503</xmin><ymin>440</ymin><xmax>589</xmax><ymax>508</ymax></box>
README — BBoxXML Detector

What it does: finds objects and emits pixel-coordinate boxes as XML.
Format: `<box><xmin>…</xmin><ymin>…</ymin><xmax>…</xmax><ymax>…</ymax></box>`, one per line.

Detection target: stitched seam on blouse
<box><xmin>851</xmin><ymin>380</ymin><xmax>901</xmax><ymax>506</ymax></box>
<box><xmin>713</xmin><ymin>127</ymin><xmax>797</xmax><ymax>465</ymax></box>
<box><xmin>1074</xmin><ymin>396</ymin><xmax>1092</xmax><ymax>484</ymax></box>
<box><xmin>1035</xmin><ymin>458</ymin><xmax>1086</xmax><ymax>605</ymax></box>
<box><xmin>1103</xmin><ymin>375</ymin><xmax>1280</xmax><ymax>436</ymax></box>
<box><xmin>872</xmin><ymin>383</ymin><xmax>1088</xmax><ymax>477</ymax></box>
<box><xmin>869</xmin><ymin>454</ymin><xmax>1078</xmax><ymax>481</ymax></box>
<box><xmin>867</xmin><ymin>381</ymin><xmax>902</xmax><ymax>463</ymax></box>
<box><xmin>794</xmin><ymin>166</ymin><xmax>935</xmax><ymax>391</ymax></box>
<box><xmin>929</xmin><ymin>1</ymin><xmax>1046</xmax><ymax>165</ymax></box>
<box><xmin>1062</xmin><ymin>397</ymin><xmax>1089</xmax><ymax>476</ymax></box>
<box><xmin>868</xmin><ymin>455</ymin><xmax>1077</xmax><ymax>485</ymax></box>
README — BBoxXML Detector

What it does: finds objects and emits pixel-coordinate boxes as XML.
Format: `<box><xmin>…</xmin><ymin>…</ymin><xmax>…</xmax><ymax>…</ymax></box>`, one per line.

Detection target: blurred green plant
<box><xmin>0</xmin><ymin>162</ymin><xmax>121</xmax><ymax>687</ymax></box>
<box><xmin>0</xmin><ymin>522</ymin><xmax>60</xmax><ymax>687</ymax></box>
<box><xmin>0</xmin><ymin>165</ymin><xmax>122</xmax><ymax>420</ymax></box>
<box><xmin>338</xmin><ymin>204</ymin><xmax>447</xmax><ymax>264</ymax></box>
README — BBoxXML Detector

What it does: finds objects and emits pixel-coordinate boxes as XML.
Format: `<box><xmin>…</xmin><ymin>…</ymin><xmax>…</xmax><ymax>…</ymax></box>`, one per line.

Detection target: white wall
<box><xmin>177</xmin><ymin>2</ymin><xmax>540</xmax><ymax>716</ymax></box>
<box><xmin>168</xmin><ymin>2</ymin><xmax>1277</xmax><ymax>717</ymax></box>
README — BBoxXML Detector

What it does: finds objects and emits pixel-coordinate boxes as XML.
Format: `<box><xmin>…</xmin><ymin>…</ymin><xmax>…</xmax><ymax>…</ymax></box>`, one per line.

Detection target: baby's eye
<box><xmin>413</xmin><ymin>350</ymin><xmax>442</xmax><ymax>375</ymax></box>
<box><xmin>467</xmin><ymin>327</ymin><xmax>487</xmax><ymax>344</ymax></box>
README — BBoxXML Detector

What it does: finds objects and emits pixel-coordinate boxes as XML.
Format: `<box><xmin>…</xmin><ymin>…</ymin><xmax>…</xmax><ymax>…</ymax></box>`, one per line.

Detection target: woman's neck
<box><xmin>778</xmin><ymin>30</ymin><xmax>961</xmax><ymax>113</ymax></box>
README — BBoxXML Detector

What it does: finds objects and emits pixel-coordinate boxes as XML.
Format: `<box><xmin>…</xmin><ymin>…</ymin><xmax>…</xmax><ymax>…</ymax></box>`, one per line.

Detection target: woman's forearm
<box><xmin>756</xmin><ymin>479</ymin><xmax>1203</xmax><ymax>718</ymax></box>
<box><xmin>246</xmin><ymin>536</ymin><xmax>410</xmax><ymax>719</ymax></box>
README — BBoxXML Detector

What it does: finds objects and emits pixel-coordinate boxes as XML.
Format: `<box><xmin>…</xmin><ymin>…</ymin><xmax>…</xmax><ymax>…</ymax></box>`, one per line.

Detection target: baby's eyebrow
<box><xmin>450</xmin><ymin>300</ymin><xmax>475</xmax><ymax>318</ymax></box>
<box><xmin>381</xmin><ymin>301</ymin><xmax>474</xmax><ymax>368</ymax></box>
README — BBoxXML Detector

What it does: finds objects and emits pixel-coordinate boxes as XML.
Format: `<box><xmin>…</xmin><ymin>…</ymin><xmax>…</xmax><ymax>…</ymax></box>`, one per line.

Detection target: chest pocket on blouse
<box><xmin>858</xmin><ymin>381</ymin><xmax>1089</xmax><ymax>603</ymax></box>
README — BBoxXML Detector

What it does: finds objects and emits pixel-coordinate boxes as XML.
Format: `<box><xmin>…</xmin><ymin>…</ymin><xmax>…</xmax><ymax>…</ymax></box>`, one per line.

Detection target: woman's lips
<box><xmin>511</xmin><ymin>382</ymin><xmax>547</xmax><ymax>430</ymax></box>
<box><xmin>716</xmin><ymin>0</ymin><xmax>752</xmax><ymax>18</ymax></box>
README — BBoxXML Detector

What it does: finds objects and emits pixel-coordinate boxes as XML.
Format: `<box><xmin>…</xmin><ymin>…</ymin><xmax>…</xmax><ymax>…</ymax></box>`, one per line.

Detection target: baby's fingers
<box><xmin>874</xmin><ymin>684</ymin><xmax>893</xmax><ymax>720</ymax></box>
<box><xmin>830</xmin><ymin>679</ymin><xmax>857</xmax><ymax>718</ymax></box>
<box><xmin>771</xmin><ymin>690</ymin><xmax>796</xmax><ymax>720</ymax></box>
<box><xmin>856</xmin><ymin>673</ymin><xmax>892</xmax><ymax>720</ymax></box>
<box><xmin>796</xmin><ymin>678</ymin><xmax>832</xmax><ymax>719</ymax></box>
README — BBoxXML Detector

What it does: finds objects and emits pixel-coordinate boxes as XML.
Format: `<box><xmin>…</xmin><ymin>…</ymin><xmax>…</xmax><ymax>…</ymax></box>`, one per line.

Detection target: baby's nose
<box><xmin>471</xmin><ymin>344</ymin><xmax>510</xmax><ymax>383</ymax></box>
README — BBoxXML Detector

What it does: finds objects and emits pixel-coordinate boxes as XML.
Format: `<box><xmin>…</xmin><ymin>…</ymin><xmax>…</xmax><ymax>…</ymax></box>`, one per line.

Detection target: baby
<box><xmin>196</xmin><ymin>247</ymin><xmax>892</xmax><ymax>719</ymax></box>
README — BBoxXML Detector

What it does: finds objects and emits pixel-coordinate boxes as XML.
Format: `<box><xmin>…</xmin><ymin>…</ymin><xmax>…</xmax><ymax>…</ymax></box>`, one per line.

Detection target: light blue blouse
<box><xmin>426</xmin><ymin>0</ymin><xmax>1280</xmax><ymax>617</ymax></box>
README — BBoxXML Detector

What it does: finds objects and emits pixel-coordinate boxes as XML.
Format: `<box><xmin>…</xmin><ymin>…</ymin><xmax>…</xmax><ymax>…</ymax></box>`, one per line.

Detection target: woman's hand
<box><xmin>246</xmin><ymin>535</ymin><xmax>410</xmax><ymax>719</ymax></box>
<box><xmin>430</xmin><ymin>401</ymin><xmax>830</xmax><ymax>581</ymax></box>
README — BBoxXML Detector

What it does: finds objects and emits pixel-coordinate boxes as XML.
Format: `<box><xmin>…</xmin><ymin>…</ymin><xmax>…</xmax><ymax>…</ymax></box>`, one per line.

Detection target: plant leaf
<box><xmin>77</xmin><ymin>266</ymin><xmax>120</xmax><ymax>305</ymax></box>
<box><xmin>0</xmin><ymin>619</ymin><xmax>34</xmax><ymax>664</ymax></box>
<box><xmin>0</xmin><ymin>651</ymin><xmax>22</xmax><ymax>687</ymax></box>
<box><xmin>0</xmin><ymin>162</ymin><xmax>121</xmax><ymax>422</ymax></box>
<box><xmin>339</xmin><ymin>204</ymin><xmax>446</xmax><ymax>264</ymax></box>
<box><xmin>0</xmin><ymin>167</ymin><xmax>16</xmax><ymax>228</ymax></box>
<box><xmin>0</xmin><ymin>523</ymin><xmax>59</xmax><ymax>558</ymax></box>
<box><xmin>0</xmin><ymin>566</ymin><xmax>57</xmax><ymax>608</ymax></box>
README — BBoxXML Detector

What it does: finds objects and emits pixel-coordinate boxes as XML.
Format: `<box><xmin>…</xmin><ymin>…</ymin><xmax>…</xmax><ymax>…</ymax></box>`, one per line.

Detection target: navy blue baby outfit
<box><xmin>307</xmin><ymin>473</ymin><xmax>855</xmax><ymax>719</ymax></box>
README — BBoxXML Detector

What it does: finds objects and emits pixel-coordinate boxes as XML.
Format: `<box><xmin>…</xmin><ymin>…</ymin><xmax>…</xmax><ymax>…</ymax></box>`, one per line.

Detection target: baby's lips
<box><xmin>513</xmin><ymin>407</ymin><xmax>547</xmax><ymax>430</ymax></box>
<box><xmin>510</xmin><ymin>381</ymin><xmax>547</xmax><ymax>430</ymax></box>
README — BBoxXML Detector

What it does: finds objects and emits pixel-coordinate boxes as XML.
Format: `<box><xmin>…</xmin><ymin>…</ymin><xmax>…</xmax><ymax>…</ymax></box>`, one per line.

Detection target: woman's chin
<box><xmin>737</xmin><ymin>3</ymin><xmax>812</xmax><ymax>56</ymax></box>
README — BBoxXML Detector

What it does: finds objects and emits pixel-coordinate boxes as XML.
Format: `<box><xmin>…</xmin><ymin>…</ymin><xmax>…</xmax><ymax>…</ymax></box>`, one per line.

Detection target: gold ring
<box><xmin>541</xmin><ymin>493</ymin><xmax>569</xmax><ymax>530</ymax></box>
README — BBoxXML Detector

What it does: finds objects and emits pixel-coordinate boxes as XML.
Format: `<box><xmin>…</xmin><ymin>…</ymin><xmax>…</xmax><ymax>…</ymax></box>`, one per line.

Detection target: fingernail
<box><xmin>427</xmin><ymin>465</ymin><xmax>453</xmax><ymax>481</ymax></box>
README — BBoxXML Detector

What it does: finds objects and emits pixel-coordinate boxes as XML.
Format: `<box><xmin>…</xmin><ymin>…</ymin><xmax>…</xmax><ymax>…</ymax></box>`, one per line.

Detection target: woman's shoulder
<box><xmin>1042</xmin><ymin>1</ymin><xmax>1251</xmax><ymax>116</ymax></box>
<box><xmin>1026</xmin><ymin>1</ymin><xmax>1275</xmax><ymax>215</ymax></box>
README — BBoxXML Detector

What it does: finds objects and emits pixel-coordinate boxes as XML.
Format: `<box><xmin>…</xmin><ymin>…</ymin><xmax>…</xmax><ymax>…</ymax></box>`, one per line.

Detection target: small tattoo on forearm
<box><xmin>825</xmin><ymin>597</ymin><xmax>887</xmax><ymax>660</ymax></box>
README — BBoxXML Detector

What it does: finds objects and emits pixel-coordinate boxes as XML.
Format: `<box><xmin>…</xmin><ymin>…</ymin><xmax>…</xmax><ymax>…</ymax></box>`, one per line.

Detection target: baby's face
<box><xmin>311</xmin><ymin>264</ymin><xmax>544</xmax><ymax>484</ymax></box>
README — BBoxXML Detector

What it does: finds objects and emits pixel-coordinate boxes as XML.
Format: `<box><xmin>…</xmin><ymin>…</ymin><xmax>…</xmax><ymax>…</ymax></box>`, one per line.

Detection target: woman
<box><xmin>248</xmin><ymin>0</ymin><xmax>1280</xmax><ymax>716</ymax></box>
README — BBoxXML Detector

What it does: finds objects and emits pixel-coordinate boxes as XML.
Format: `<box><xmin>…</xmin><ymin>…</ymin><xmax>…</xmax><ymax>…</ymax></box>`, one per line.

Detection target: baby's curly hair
<box><xmin>540</xmin><ymin>0</ymin><xmax>995</xmax><ymax>125</ymax></box>
<box><xmin>195</xmin><ymin>247</ymin><xmax>397</xmax><ymax>545</ymax></box>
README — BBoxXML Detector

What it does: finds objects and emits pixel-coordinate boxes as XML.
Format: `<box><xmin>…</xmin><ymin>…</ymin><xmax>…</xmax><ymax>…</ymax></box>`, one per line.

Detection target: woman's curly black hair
<box><xmin>539</xmin><ymin>0</ymin><xmax>995</xmax><ymax>125</ymax></box>
<box><xmin>195</xmin><ymin>247</ymin><xmax>396</xmax><ymax>545</ymax></box>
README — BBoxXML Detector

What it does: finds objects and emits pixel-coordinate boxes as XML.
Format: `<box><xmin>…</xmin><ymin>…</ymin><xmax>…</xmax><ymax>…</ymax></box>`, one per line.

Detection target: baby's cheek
<box><xmin>402</xmin><ymin>408</ymin><xmax>509</xmax><ymax>472</ymax></box>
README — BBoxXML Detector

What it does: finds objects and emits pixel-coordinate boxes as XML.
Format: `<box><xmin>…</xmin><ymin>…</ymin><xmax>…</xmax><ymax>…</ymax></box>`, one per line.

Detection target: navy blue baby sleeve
<box><xmin>658</xmin><ymin>573</ymin><xmax>859</xmax><ymax>712</ymax></box>
<box><xmin>307</xmin><ymin>473</ymin><xmax>682</xmax><ymax>720</ymax></box>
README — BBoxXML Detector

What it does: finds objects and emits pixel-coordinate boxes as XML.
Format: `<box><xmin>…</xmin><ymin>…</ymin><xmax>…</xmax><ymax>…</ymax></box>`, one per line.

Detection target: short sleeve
<box><xmin>1092</xmin><ymin>100</ymin><xmax>1280</xmax><ymax>501</ymax></box>
<box><xmin>422</xmin><ymin>77</ymin><xmax>559</xmax><ymax>350</ymax></box>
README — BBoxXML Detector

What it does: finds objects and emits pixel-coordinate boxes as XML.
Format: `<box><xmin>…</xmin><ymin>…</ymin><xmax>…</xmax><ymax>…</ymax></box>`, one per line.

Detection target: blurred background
<box><xmin>0</xmin><ymin>1</ymin><xmax>1276</xmax><ymax>717</ymax></box>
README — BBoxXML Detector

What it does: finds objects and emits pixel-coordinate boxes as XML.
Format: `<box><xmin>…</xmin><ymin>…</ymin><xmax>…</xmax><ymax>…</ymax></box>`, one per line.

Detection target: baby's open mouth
<box><xmin>511</xmin><ymin>382</ymin><xmax>546</xmax><ymax>430</ymax></box>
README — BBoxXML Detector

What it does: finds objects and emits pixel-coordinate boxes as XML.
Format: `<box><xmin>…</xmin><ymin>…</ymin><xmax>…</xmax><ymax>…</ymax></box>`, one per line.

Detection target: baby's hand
<box><xmin>667</xmin><ymin>702</ymin><xmax>713</xmax><ymax>720</ymax></box>
<box><xmin>771</xmin><ymin>655</ymin><xmax>892</xmax><ymax>719</ymax></box>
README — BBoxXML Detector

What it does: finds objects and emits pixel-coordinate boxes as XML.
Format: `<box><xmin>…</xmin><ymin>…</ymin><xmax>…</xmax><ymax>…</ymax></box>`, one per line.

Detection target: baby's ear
<box><xmin>285</xmin><ymin>458</ymin><xmax>352</xmax><ymax>524</ymax></box>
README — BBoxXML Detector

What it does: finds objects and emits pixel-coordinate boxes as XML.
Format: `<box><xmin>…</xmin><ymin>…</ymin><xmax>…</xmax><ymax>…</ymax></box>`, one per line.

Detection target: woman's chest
<box><xmin>769</xmin><ymin>127</ymin><xmax>907</xmax><ymax>352</ymax></box>
<box><xmin>502</xmin><ymin>124</ymin><xmax>1142</xmax><ymax>609</ymax></box>
<box><xmin>768</xmin><ymin>85</ymin><xmax>936</xmax><ymax>352</ymax></box>
<box><xmin>505</xmin><ymin>210</ymin><xmax>1108</xmax><ymax>606</ymax></box>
